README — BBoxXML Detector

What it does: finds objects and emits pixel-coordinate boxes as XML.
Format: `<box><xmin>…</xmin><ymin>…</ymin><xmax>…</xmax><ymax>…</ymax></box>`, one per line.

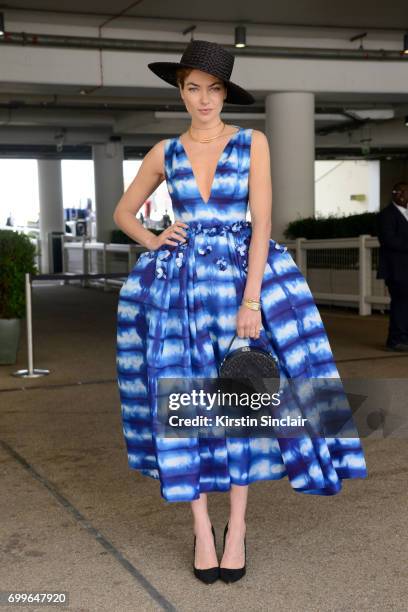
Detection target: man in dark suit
<box><xmin>376</xmin><ymin>181</ymin><xmax>408</xmax><ymax>351</ymax></box>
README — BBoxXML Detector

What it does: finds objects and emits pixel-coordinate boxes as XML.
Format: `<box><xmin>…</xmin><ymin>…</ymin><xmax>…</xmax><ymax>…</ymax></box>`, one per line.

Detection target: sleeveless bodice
<box><xmin>164</xmin><ymin>126</ymin><xmax>252</xmax><ymax>225</ymax></box>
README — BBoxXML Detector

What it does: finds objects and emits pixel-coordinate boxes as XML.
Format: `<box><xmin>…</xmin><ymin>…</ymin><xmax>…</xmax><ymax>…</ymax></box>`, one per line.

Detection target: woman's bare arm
<box><xmin>243</xmin><ymin>129</ymin><xmax>272</xmax><ymax>301</ymax></box>
<box><xmin>113</xmin><ymin>139</ymin><xmax>179</xmax><ymax>249</ymax></box>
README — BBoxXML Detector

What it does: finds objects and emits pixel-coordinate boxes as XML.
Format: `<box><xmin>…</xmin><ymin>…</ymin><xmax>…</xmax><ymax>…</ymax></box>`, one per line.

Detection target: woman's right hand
<box><xmin>150</xmin><ymin>220</ymin><xmax>190</xmax><ymax>250</ymax></box>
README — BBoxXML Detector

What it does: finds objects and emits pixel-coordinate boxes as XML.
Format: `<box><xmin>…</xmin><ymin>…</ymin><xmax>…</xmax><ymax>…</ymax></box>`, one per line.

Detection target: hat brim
<box><xmin>147</xmin><ymin>61</ymin><xmax>255</xmax><ymax>105</ymax></box>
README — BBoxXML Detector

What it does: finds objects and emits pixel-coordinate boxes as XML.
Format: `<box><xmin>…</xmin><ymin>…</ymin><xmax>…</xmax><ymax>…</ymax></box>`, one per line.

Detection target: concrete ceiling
<box><xmin>1</xmin><ymin>1</ymin><xmax>408</xmax><ymax>156</ymax></box>
<box><xmin>3</xmin><ymin>0</ymin><xmax>408</xmax><ymax>30</ymax></box>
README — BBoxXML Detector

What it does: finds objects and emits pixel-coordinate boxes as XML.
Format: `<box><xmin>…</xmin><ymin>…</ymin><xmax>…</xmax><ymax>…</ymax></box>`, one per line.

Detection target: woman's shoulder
<box><xmin>142</xmin><ymin>138</ymin><xmax>172</xmax><ymax>182</ymax></box>
<box><xmin>149</xmin><ymin>137</ymin><xmax>172</xmax><ymax>154</ymax></box>
<box><xmin>250</xmin><ymin>128</ymin><xmax>268</xmax><ymax>142</ymax></box>
<box><xmin>148</xmin><ymin>137</ymin><xmax>178</xmax><ymax>164</ymax></box>
<box><xmin>247</xmin><ymin>129</ymin><xmax>269</xmax><ymax>159</ymax></box>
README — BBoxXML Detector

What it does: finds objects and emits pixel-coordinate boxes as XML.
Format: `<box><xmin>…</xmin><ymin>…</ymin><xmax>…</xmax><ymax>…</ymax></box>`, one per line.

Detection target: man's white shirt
<box><xmin>392</xmin><ymin>200</ymin><xmax>408</xmax><ymax>222</ymax></box>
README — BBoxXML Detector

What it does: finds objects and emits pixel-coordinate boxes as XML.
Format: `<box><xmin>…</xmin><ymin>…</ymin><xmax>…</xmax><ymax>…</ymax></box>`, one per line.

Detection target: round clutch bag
<box><xmin>218</xmin><ymin>331</ymin><xmax>281</xmax><ymax>392</ymax></box>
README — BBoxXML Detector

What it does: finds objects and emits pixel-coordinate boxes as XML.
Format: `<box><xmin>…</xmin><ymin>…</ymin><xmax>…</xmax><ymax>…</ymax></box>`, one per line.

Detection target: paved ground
<box><xmin>1</xmin><ymin>283</ymin><xmax>407</xmax><ymax>612</ymax></box>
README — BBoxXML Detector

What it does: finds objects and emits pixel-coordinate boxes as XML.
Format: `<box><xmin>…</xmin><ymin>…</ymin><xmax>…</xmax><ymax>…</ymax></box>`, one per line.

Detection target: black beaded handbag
<box><xmin>218</xmin><ymin>331</ymin><xmax>281</xmax><ymax>393</ymax></box>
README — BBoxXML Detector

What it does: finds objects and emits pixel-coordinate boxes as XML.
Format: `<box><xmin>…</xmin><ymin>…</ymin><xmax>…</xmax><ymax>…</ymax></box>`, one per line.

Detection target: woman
<box><xmin>114</xmin><ymin>39</ymin><xmax>368</xmax><ymax>585</ymax></box>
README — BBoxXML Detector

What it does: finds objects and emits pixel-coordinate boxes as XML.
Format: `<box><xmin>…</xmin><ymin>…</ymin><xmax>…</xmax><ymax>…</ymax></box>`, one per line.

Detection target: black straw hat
<box><xmin>148</xmin><ymin>39</ymin><xmax>255</xmax><ymax>105</ymax></box>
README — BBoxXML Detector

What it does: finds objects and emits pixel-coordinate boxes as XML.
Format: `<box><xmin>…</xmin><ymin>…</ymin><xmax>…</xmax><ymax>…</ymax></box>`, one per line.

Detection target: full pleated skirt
<box><xmin>116</xmin><ymin>223</ymin><xmax>368</xmax><ymax>502</ymax></box>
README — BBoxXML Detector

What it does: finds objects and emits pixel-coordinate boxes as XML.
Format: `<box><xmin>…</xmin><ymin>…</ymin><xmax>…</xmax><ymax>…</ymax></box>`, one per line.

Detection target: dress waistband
<box><xmin>149</xmin><ymin>218</ymin><xmax>287</xmax><ymax>279</ymax></box>
<box><xmin>184</xmin><ymin>220</ymin><xmax>252</xmax><ymax>235</ymax></box>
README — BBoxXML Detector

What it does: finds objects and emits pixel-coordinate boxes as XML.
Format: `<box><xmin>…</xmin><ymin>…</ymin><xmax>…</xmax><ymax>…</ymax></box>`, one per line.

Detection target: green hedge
<box><xmin>0</xmin><ymin>230</ymin><xmax>37</xmax><ymax>319</ymax></box>
<box><xmin>113</xmin><ymin>212</ymin><xmax>381</xmax><ymax>242</ymax></box>
<box><xmin>283</xmin><ymin>212</ymin><xmax>379</xmax><ymax>240</ymax></box>
<box><xmin>111</xmin><ymin>212</ymin><xmax>382</xmax><ymax>250</ymax></box>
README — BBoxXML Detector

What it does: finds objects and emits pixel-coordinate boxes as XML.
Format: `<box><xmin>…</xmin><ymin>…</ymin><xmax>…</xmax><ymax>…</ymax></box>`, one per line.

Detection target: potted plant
<box><xmin>0</xmin><ymin>229</ymin><xmax>37</xmax><ymax>364</ymax></box>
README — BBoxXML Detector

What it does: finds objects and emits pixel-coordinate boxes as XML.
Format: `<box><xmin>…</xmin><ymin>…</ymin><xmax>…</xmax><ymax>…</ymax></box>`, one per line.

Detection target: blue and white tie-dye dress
<box><xmin>116</xmin><ymin>126</ymin><xmax>368</xmax><ymax>502</ymax></box>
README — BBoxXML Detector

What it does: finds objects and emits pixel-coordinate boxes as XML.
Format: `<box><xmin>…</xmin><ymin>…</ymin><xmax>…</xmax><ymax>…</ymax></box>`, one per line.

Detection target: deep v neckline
<box><xmin>178</xmin><ymin>126</ymin><xmax>242</xmax><ymax>204</ymax></box>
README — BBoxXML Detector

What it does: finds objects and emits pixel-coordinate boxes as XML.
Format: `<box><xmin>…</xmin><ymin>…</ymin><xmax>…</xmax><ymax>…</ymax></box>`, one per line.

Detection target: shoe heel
<box><xmin>193</xmin><ymin>524</ymin><xmax>219</xmax><ymax>584</ymax></box>
<box><xmin>220</xmin><ymin>522</ymin><xmax>246</xmax><ymax>584</ymax></box>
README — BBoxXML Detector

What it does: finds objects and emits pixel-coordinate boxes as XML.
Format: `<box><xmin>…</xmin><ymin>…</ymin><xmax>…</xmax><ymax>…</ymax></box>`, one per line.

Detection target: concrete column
<box><xmin>265</xmin><ymin>92</ymin><xmax>315</xmax><ymax>241</ymax></box>
<box><xmin>92</xmin><ymin>141</ymin><xmax>124</xmax><ymax>243</ymax></box>
<box><xmin>37</xmin><ymin>159</ymin><xmax>64</xmax><ymax>273</ymax></box>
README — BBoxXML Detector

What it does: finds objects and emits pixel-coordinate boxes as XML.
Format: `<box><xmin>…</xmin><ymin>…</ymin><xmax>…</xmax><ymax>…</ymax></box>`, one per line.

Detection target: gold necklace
<box><xmin>191</xmin><ymin>120</ymin><xmax>223</xmax><ymax>131</ymax></box>
<box><xmin>188</xmin><ymin>122</ymin><xmax>226</xmax><ymax>143</ymax></box>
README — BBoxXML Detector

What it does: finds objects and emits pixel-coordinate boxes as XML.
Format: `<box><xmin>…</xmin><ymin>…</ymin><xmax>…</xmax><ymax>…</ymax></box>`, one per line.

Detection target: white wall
<box><xmin>315</xmin><ymin>160</ymin><xmax>380</xmax><ymax>217</ymax></box>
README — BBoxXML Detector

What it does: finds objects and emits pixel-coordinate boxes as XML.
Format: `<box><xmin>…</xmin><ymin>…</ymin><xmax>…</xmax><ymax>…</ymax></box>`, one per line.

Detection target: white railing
<box><xmin>284</xmin><ymin>235</ymin><xmax>388</xmax><ymax>315</ymax></box>
<box><xmin>62</xmin><ymin>236</ymin><xmax>145</xmax><ymax>290</ymax></box>
<box><xmin>62</xmin><ymin>234</ymin><xmax>389</xmax><ymax>315</ymax></box>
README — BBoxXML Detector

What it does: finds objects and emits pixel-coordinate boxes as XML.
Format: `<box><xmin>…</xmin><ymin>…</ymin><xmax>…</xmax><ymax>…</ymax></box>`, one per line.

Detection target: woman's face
<box><xmin>179</xmin><ymin>69</ymin><xmax>227</xmax><ymax>124</ymax></box>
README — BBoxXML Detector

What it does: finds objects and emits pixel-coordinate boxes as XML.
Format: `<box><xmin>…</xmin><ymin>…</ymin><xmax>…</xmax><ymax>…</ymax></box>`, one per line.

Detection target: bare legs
<box><xmin>191</xmin><ymin>484</ymin><xmax>248</xmax><ymax>569</ymax></box>
<box><xmin>220</xmin><ymin>484</ymin><xmax>247</xmax><ymax>569</ymax></box>
<box><xmin>191</xmin><ymin>493</ymin><xmax>218</xmax><ymax>570</ymax></box>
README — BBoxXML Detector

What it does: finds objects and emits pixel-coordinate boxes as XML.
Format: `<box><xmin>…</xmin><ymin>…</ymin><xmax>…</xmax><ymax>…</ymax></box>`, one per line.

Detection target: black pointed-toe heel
<box><xmin>219</xmin><ymin>522</ymin><xmax>246</xmax><ymax>583</ymax></box>
<box><xmin>193</xmin><ymin>524</ymin><xmax>219</xmax><ymax>584</ymax></box>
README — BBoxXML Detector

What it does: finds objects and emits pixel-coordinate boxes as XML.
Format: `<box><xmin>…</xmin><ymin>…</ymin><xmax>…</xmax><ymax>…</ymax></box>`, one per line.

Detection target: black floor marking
<box><xmin>0</xmin><ymin>439</ymin><xmax>177</xmax><ymax>612</ymax></box>
<box><xmin>335</xmin><ymin>354</ymin><xmax>408</xmax><ymax>363</ymax></box>
<box><xmin>1</xmin><ymin>351</ymin><xmax>408</xmax><ymax>395</ymax></box>
<box><xmin>0</xmin><ymin>378</ymin><xmax>116</xmax><ymax>393</ymax></box>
